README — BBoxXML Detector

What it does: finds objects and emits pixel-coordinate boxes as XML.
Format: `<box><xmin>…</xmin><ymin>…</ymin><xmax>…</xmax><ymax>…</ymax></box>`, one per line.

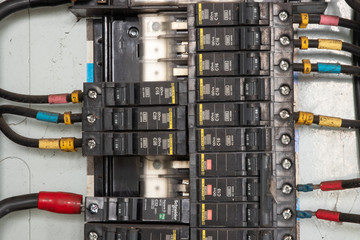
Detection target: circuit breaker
<box><xmin>72</xmin><ymin>1</ymin><xmax>301</xmax><ymax>239</ymax></box>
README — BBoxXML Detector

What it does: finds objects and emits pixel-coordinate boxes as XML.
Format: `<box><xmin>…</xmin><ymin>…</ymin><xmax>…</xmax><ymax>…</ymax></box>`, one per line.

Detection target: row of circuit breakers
<box><xmin>79</xmin><ymin>2</ymin><xmax>296</xmax><ymax>240</ymax></box>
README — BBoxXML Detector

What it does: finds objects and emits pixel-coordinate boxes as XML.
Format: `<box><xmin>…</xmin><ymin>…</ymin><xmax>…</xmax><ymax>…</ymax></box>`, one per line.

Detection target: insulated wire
<box><xmin>0</xmin><ymin>115</ymin><xmax>82</xmax><ymax>150</ymax></box>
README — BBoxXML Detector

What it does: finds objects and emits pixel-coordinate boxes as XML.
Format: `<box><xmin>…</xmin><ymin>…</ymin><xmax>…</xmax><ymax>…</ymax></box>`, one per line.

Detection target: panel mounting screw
<box><xmin>280</xmin><ymin>36</ymin><xmax>290</xmax><ymax>46</ymax></box>
<box><xmin>282</xmin><ymin>208</ymin><xmax>292</xmax><ymax>220</ymax></box>
<box><xmin>87</xmin><ymin>139</ymin><xmax>97</xmax><ymax>150</ymax></box>
<box><xmin>281</xmin><ymin>158</ymin><xmax>292</xmax><ymax>170</ymax></box>
<box><xmin>279</xmin><ymin>85</ymin><xmax>291</xmax><ymax>96</ymax></box>
<box><xmin>88</xmin><ymin>90</ymin><xmax>98</xmax><ymax>99</ymax></box>
<box><xmin>281</xmin><ymin>134</ymin><xmax>291</xmax><ymax>145</ymax></box>
<box><xmin>279</xmin><ymin>11</ymin><xmax>289</xmax><ymax>21</ymax></box>
<box><xmin>279</xmin><ymin>60</ymin><xmax>290</xmax><ymax>71</ymax></box>
<box><xmin>128</xmin><ymin>27</ymin><xmax>139</xmax><ymax>38</ymax></box>
<box><xmin>279</xmin><ymin>109</ymin><xmax>290</xmax><ymax>119</ymax></box>
<box><xmin>282</xmin><ymin>184</ymin><xmax>293</xmax><ymax>195</ymax></box>
<box><xmin>87</xmin><ymin>114</ymin><xmax>97</xmax><ymax>124</ymax></box>
<box><xmin>89</xmin><ymin>203</ymin><xmax>99</xmax><ymax>214</ymax></box>
<box><xmin>283</xmin><ymin>235</ymin><xmax>293</xmax><ymax>240</ymax></box>
<box><xmin>89</xmin><ymin>232</ymin><xmax>98</xmax><ymax>240</ymax></box>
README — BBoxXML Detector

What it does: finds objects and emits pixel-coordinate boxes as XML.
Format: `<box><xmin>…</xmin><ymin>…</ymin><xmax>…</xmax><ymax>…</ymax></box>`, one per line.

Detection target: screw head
<box><xmin>282</xmin><ymin>208</ymin><xmax>293</xmax><ymax>220</ymax></box>
<box><xmin>88</xmin><ymin>90</ymin><xmax>98</xmax><ymax>99</ymax></box>
<box><xmin>279</xmin><ymin>36</ymin><xmax>290</xmax><ymax>46</ymax></box>
<box><xmin>281</xmin><ymin>134</ymin><xmax>292</xmax><ymax>145</ymax></box>
<box><xmin>282</xmin><ymin>184</ymin><xmax>293</xmax><ymax>195</ymax></box>
<box><xmin>283</xmin><ymin>235</ymin><xmax>293</xmax><ymax>240</ymax></box>
<box><xmin>279</xmin><ymin>85</ymin><xmax>291</xmax><ymax>96</ymax></box>
<box><xmin>279</xmin><ymin>60</ymin><xmax>290</xmax><ymax>71</ymax></box>
<box><xmin>279</xmin><ymin>109</ymin><xmax>290</xmax><ymax>119</ymax></box>
<box><xmin>89</xmin><ymin>232</ymin><xmax>98</xmax><ymax>240</ymax></box>
<box><xmin>128</xmin><ymin>27</ymin><xmax>139</xmax><ymax>38</ymax></box>
<box><xmin>89</xmin><ymin>203</ymin><xmax>99</xmax><ymax>214</ymax></box>
<box><xmin>87</xmin><ymin>139</ymin><xmax>97</xmax><ymax>150</ymax></box>
<box><xmin>87</xmin><ymin>114</ymin><xmax>96</xmax><ymax>124</ymax></box>
<box><xmin>279</xmin><ymin>11</ymin><xmax>289</xmax><ymax>21</ymax></box>
<box><xmin>282</xmin><ymin>158</ymin><xmax>292</xmax><ymax>170</ymax></box>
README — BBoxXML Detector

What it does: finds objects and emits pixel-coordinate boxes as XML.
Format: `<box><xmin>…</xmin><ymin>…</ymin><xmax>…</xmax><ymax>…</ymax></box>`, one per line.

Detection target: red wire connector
<box><xmin>38</xmin><ymin>192</ymin><xmax>83</xmax><ymax>214</ymax></box>
<box><xmin>316</xmin><ymin>209</ymin><xmax>340</xmax><ymax>222</ymax></box>
<box><xmin>320</xmin><ymin>180</ymin><xmax>344</xmax><ymax>191</ymax></box>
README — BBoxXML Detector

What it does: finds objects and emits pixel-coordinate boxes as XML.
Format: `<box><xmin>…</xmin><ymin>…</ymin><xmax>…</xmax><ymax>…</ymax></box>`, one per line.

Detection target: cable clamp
<box><xmin>71</xmin><ymin>90</ymin><xmax>82</xmax><ymax>104</ymax></box>
<box><xmin>299</xmin><ymin>13</ymin><xmax>309</xmax><ymax>28</ymax></box>
<box><xmin>64</xmin><ymin>112</ymin><xmax>72</xmax><ymax>125</ymax></box>
<box><xmin>60</xmin><ymin>138</ymin><xmax>77</xmax><ymax>152</ymax></box>
<box><xmin>302</xmin><ymin>59</ymin><xmax>311</xmax><ymax>74</ymax></box>
<box><xmin>299</xmin><ymin>36</ymin><xmax>308</xmax><ymax>50</ymax></box>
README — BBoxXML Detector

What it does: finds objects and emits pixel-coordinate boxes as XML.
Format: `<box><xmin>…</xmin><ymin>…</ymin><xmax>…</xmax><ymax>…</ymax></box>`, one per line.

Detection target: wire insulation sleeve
<box><xmin>38</xmin><ymin>192</ymin><xmax>82</xmax><ymax>214</ymax></box>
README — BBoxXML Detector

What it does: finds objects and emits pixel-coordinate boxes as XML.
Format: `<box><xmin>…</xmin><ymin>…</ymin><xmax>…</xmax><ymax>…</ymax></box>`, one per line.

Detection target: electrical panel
<box><xmin>71</xmin><ymin>1</ymin><xmax>312</xmax><ymax>239</ymax></box>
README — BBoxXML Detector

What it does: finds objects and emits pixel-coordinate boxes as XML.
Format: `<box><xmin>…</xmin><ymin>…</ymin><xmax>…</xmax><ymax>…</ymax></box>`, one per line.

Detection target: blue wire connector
<box><xmin>297</xmin><ymin>184</ymin><xmax>314</xmax><ymax>192</ymax></box>
<box><xmin>297</xmin><ymin>211</ymin><xmax>313</xmax><ymax>219</ymax></box>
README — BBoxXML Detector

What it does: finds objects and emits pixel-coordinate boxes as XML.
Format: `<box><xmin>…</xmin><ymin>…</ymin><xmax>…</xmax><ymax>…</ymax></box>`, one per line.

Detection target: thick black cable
<box><xmin>342</xmin><ymin>178</ymin><xmax>360</xmax><ymax>189</ymax></box>
<box><xmin>0</xmin><ymin>88</ymin><xmax>83</xmax><ymax>104</ymax></box>
<box><xmin>0</xmin><ymin>0</ymin><xmax>72</xmax><ymax>21</ymax></box>
<box><xmin>293</xmin><ymin>14</ymin><xmax>360</xmax><ymax>32</ymax></box>
<box><xmin>346</xmin><ymin>0</ymin><xmax>360</xmax><ymax>13</ymax></box>
<box><xmin>0</xmin><ymin>115</ymin><xmax>39</xmax><ymax>147</ymax></box>
<box><xmin>294</xmin><ymin>39</ymin><xmax>360</xmax><ymax>57</ymax></box>
<box><xmin>339</xmin><ymin>213</ymin><xmax>360</xmax><ymax>224</ymax></box>
<box><xmin>0</xmin><ymin>193</ymin><xmax>39</xmax><ymax>219</ymax></box>
<box><xmin>0</xmin><ymin>105</ymin><xmax>82</xmax><ymax>123</ymax></box>
<box><xmin>0</xmin><ymin>114</ymin><xmax>82</xmax><ymax>148</ymax></box>
<box><xmin>293</xmin><ymin>63</ymin><xmax>360</xmax><ymax>75</ymax></box>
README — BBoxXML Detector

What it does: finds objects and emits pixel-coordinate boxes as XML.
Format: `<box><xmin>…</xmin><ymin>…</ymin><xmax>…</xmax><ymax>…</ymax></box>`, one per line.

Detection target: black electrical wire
<box><xmin>0</xmin><ymin>115</ymin><xmax>82</xmax><ymax>148</ymax></box>
<box><xmin>0</xmin><ymin>0</ymin><xmax>72</xmax><ymax>21</ymax></box>
<box><xmin>0</xmin><ymin>88</ymin><xmax>83</xmax><ymax>104</ymax></box>
<box><xmin>294</xmin><ymin>111</ymin><xmax>360</xmax><ymax>129</ymax></box>
<box><xmin>293</xmin><ymin>14</ymin><xmax>360</xmax><ymax>32</ymax></box>
<box><xmin>293</xmin><ymin>39</ymin><xmax>360</xmax><ymax>57</ymax></box>
<box><xmin>0</xmin><ymin>193</ymin><xmax>39</xmax><ymax>219</ymax></box>
<box><xmin>0</xmin><ymin>105</ymin><xmax>82</xmax><ymax>123</ymax></box>
<box><xmin>346</xmin><ymin>0</ymin><xmax>360</xmax><ymax>13</ymax></box>
<box><xmin>292</xmin><ymin>63</ymin><xmax>360</xmax><ymax>76</ymax></box>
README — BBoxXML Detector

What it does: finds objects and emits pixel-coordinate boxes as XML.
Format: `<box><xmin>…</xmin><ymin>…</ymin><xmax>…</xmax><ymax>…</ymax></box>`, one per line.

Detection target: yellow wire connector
<box><xmin>64</xmin><ymin>112</ymin><xmax>72</xmax><ymax>125</ymax></box>
<box><xmin>296</xmin><ymin>112</ymin><xmax>314</xmax><ymax>125</ymax></box>
<box><xmin>299</xmin><ymin>36</ymin><xmax>309</xmax><ymax>50</ymax></box>
<box><xmin>318</xmin><ymin>39</ymin><xmax>342</xmax><ymax>51</ymax></box>
<box><xmin>39</xmin><ymin>139</ymin><xmax>60</xmax><ymax>149</ymax></box>
<box><xmin>60</xmin><ymin>138</ymin><xmax>77</xmax><ymax>152</ymax></box>
<box><xmin>71</xmin><ymin>90</ymin><xmax>82</xmax><ymax>104</ymax></box>
<box><xmin>299</xmin><ymin>13</ymin><xmax>309</xmax><ymax>28</ymax></box>
<box><xmin>302</xmin><ymin>59</ymin><xmax>311</xmax><ymax>74</ymax></box>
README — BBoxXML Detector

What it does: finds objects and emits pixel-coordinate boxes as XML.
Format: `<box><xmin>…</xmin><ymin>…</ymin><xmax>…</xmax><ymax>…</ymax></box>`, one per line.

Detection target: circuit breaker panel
<box><xmin>80</xmin><ymin>2</ymin><xmax>296</xmax><ymax>240</ymax></box>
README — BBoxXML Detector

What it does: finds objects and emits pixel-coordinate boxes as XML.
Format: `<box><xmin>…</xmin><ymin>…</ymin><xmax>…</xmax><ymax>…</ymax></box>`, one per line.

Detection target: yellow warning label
<box><xmin>200</xmin><ymin>28</ymin><xmax>204</xmax><ymax>50</ymax></box>
<box><xmin>202</xmin><ymin>230</ymin><xmax>206</xmax><ymax>240</ymax></box>
<box><xmin>199</xmin><ymin>78</ymin><xmax>204</xmax><ymax>100</ymax></box>
<box><xmin>198</xmin><ymin>3</ymin><xmax>203</xmax><ymax>25</ymax></box>
<box><xmin>173</xmin><ymin>230</ymin><xmax>177</xmax><ymax>240</ymax></box>
<box><xmin>201</xmin><ymin>154</ymin><xmax>205</xmax><ymax>175</ymax></box>
<box><xmin>200</xmin><ymin>129</ymin><xmax>205</xmax><ymax>150</ymax></box>
<box><xmin>199</xmin><ymin>104</ymin><xmax>203</xmax><ymax>126</ymax></box>
<box><xmin>169</xmin><ymin>108</ymin><xmax>173</xmax><ymax>129</ymax></box>
<box><xmin>201</xmin><ymin>204</ymin><xmax>205</xmax><ymax>225</ymax></box>
<box><xmin>199</xmin><ymin>54</ymin><xmax>203</xmax><ymax>75</ymax></box>
<box><xmin>318</xmin><ymin>39</ymin><xmax>342</xmax><ymax>51</ymax></box>
<box><xmin>201</xmin><ymin>178</ymin><xmax>205</xmax><ymax>200</ymax></box>
<box><xmin>169</xmin><ymin>134</ymin><xmax>173</xmax><ymax>155</ymax></box>
<box><xmin>171</xmin><ymin>83</ymin><xmax>176</xmax><ymax>104</ymax></box>
<box><xmin>319</xmin><ymin>116</ymin><xmax>342</xmax><ymax>128</ymax></box>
